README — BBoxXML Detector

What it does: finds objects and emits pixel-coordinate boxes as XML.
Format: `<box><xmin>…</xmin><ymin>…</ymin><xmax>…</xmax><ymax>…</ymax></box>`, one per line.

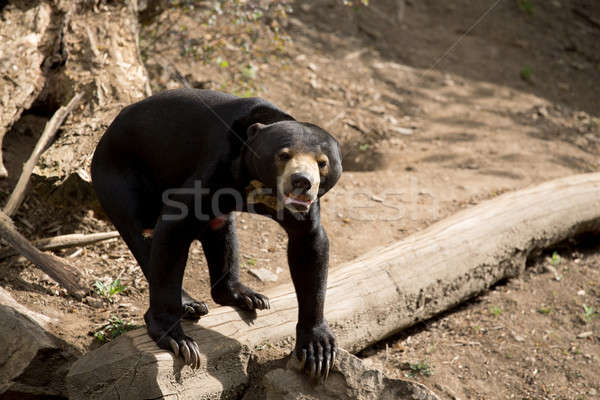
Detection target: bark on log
<box><xmin>66</xmin><ymin>173</ymin><xmax>600</xmax><ymax>400</ymax></box>
<box><xmin>34</xmin><ymin>0</ymin><xmax>151</xmax><ymax>183</ymax></box>
<box><xmin>1</xmin><ymin>0</ymin><xmax>150</xmax><ymax>185</ymax></box>
<box><xmin>0</xmin><ymin>231</ymin><xmax>119</xmax><ymax>260</ymax></box>
<box><xmin>0</xmin><ymin>1</ymin><xmax>53</xmax><ymax>178</ymax></box>
<box><xmin>0</xmin><ymin>211</ymin><xmax>87</xmax><ymax>298</ymax></box>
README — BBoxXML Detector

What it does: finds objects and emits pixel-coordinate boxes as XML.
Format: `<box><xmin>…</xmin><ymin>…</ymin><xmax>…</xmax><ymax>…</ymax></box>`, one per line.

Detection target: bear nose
<box><xmin>291</xmin><ymin>173</ymin><xmax>312</xmax><ymax>191</ymax></box>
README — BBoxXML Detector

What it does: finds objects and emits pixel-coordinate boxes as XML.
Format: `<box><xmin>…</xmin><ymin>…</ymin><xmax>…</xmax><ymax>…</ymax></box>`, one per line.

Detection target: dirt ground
<box><xmin>0</xmin><ymin>0</ymin><xmax>599</xmax><ymax>398</ymax></box>
<box><xmin>360</xmin><ymin>241</ymin><xmax>600</xmax><ymax>400</ymax></box>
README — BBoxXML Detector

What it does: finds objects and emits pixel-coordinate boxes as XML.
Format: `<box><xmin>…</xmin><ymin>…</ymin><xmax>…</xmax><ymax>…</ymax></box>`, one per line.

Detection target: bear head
<box><xmin>244</xmin><ymin>120</ymin><xmax>342</xmax><ymax>213</ymax></box>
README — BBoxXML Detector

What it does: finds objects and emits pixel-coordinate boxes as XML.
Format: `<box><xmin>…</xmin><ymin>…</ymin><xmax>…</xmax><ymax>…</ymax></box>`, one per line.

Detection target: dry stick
<box><xmin>4</xmin><ymin>92</ymin><xmax>84</xmax><ymax>216</ymax></box>
<box><xmin>0</xmin><ymin>231</ymin><xmax>119</xmax><ymax>260</ymax></box>
<box><xmin>573</xmin><ymin>7</ymin><xmax>600</xmax><ymax>30</ymax></box>
<box><xmin>0</xmin><ymin>210</ymin><xmax>87</xmax><ymax>298</ymax></box>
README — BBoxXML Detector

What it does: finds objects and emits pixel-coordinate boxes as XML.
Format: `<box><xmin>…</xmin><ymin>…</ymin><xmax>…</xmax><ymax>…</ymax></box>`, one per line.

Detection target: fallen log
<box><xmin>0</xmin><ymin>231</ymin><xmax>119</xmax><ymax>260</ymax></box>
<box><xmin>66</xmin><ymin>173</ymin><xmax>600</xmax><ymax>399</ymax></box>
<box><xmin>4</xmin><ymin>93</ymin><xmax>83</xmax><ymax>216</ymax></box>
<box><xmin>0</xmin><ymin>211</ymin><xmax>87</xmax><ymax>299</ymax></box>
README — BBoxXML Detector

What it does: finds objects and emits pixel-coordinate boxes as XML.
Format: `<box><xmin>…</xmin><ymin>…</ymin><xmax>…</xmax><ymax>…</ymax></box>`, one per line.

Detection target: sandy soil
<box><xmin>0</xmin><ymin>0</ymin><xmax>598</xmax><ymax>398</ymax></box>
<box><xmin>360</xmin><ymin>243</ymin><xmax>600</xmax><ymax>400</ymax></box>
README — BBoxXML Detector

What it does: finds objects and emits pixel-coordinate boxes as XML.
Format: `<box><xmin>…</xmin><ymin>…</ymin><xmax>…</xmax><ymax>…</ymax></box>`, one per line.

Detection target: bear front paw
<box><xmin>295</xmin><ymin>321</ymin><xmax>337</xmax><ymax>381</ymax></box>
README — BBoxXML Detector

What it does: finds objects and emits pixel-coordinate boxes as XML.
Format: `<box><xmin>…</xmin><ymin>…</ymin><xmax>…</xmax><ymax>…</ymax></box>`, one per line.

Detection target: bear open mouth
<box><xmin>283</xmin><ymin>192</ymin><xmax>313</xmax><ymax>211</ymax></box>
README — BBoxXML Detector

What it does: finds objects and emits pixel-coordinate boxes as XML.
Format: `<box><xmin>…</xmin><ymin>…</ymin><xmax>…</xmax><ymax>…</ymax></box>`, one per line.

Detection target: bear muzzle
<box><xmin>278</xmin><ymin>154</ymin><xmax>320</xmax><ymax>213</ymax></box>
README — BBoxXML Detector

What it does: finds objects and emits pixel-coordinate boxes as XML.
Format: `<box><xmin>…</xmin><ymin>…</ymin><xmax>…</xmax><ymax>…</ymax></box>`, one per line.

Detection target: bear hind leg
<box><xmin>93</xmin><ymin>169</ymin><xmax>208</xmax><ymax>319</ymax></box>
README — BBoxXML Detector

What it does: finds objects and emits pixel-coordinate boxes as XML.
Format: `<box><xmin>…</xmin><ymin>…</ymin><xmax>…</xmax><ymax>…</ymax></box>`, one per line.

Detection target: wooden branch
<box><xmin>0</xmin><ymin>231</ymin><xmax>119</xmax><ymax>260</ymax></box>
<box><xmin>66</xmin><ymin>173</ymin><xmax>600</xmax><ymax>400</ymax></box>
<box><xmin>0</xmin><ymin>210</ymin><xmax>87</xmax><ymax>299</ymax></box>
<box><xmin>4</xmin><ymin>93</ymin><xmax>84</xmax><ymax>217</ymax></box>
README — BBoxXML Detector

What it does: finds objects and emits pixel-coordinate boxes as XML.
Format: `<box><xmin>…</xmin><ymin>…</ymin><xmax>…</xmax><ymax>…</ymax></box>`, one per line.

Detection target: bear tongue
<box><xmin>284</xmin><ymin>194</ymin><xmax>312</xmax><ymax>207</ymax></box>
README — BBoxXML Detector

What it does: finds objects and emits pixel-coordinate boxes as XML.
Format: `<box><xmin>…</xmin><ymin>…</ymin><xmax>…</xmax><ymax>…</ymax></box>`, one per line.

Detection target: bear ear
<box><xmin>247</xmin><ymin>123</ymin><xmax>266</xmax><ymax>139</ymax></box>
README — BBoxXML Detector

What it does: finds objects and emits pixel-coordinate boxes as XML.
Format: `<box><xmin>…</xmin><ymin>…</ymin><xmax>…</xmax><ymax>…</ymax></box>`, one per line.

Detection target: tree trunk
<box><xmin>33</xmin><ymin>0</ymin><xmax>151</xmax><ymax>183</ymax></box>
<box><xmin>4</xmin><ymin>93</ymin><xmax>83</xmax><ymax>216</ymax></box>
<box><xmin>0</xmin><ymin>1</ymin><xmax>53</xmax><ymax>178</ymax></box>
<box><xmin>0</xmin><ymin>0</ymin><xmax>151</xmax><ymax>184</ymax></box>
<box><xmin>66</xmin><ymin>173</ymin><xmax>600</xmax><ymax>400</ymax></box>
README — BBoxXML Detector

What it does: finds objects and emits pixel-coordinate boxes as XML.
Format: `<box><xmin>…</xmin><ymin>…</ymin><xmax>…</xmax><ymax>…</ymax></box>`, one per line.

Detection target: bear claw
<box><xmin>182</xmin><ymin>301</ymin><xmax>209</xmax><ymax>320</ymax></box>
<box><xmin>167</xmin><ymin>337</ymin><xmax>201</xmax><ymax>369</ymax></box>
<box><xmin>296</xmin><ymin>323</ymin><xmax>336</xmax><ymax>382</ymax></box>
<box><xmin>212</xmin><ymin>282</ymin><xmax>270</xmax><ymax>311</ymax></box>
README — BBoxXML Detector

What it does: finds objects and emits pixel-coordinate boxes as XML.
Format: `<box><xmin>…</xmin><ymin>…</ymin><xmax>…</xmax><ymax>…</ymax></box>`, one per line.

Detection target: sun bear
<box><xmin>91</xmin><ymin>88</ymin><xmax>342</xmax><ymax>379</ymax></box>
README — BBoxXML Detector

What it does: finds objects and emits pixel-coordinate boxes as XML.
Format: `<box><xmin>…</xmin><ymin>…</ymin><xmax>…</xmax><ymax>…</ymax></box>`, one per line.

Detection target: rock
<box><xmin>535</xmin><ymin>105</ymin><xmax>549</xmax><ymax>118</ymax></box>
<box><xmin>390</xmin><ymin>126</ymin><xmax>414</xmax><ymax>135</ymax></box>
<box><xmin>544</xmin><ymin>264</ymin><xmax>562</xmax><ymax>281</ymax></box>
<box><xmin>512</xmin><ymin>333</ymin><xmax>525</xmax><ymax>342</ymax></box>
<box><xmin>577</xmin><ymin>331</ymin><xmax>593</xmax><ymax>339</ymax></box>
<box><xmin>263</xmin><ymin>349</ymin><xmax>440</xmax><ymax>400</ymax></box>
<box><xmin>0</xmin><ymin>287</ymin><xmax>78</xmax><ymax>397</ymax></box>
<box><xmin>249</xmin><ymin>267</ymin><xmax>279</xmax><ymax>282</ymax></box>
<box><xmin>84</xmin><ymin>296</ymin><xmax>104</xmax><ymax>309</ymax></box>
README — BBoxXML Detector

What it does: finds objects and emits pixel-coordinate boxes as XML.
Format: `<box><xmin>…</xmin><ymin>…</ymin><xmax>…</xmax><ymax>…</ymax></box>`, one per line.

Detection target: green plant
<box><xmin>405</xmin><ymin>361</ymin><xmax>432</xmax><ymax>378</ymax></box>
<box><xmin>241</xmin><ymin>64</ymin><xmax>257</xmax><ymax>80</ymax></box>
<box><xmin>490</xmin><ymin>305</ymin><xmax>503</xmax><ymax>317</ymax></box>
<box><xmin>583</xmin><ymin>304</ymin><xmax>595</xmax><ymax>323</ymax></box>
<box><xmin>94</xmin><ymin>316</ymin><xmax>137</xmax><ymax>343</ymax></box>
<box><xmin>359</xmin><ymin>144</ymin><xmax>370</xmax><ymax>151</ymax></box>
<box><xmin>217</xmin><ymin>57</ymin><xmax>229</xmax><ymax>68</ymax></box>
<box><xmin>517</xmin><ymin>0</ymin><xmax>534</xmax><ymax>14</ymax></box>
<box><xmin>550</xmin><ymin>251</ymin><xmax>561</xmax><ymax>265</ymax></box>
<box><xmin>520</xmin><ymin>65</ymin><xmax>533</xmax><ymax>82</ymax></box>
<box><xmin>538</xmin><ymin>306</ymin><xmax>552</xmax><ymax>315</ymax></box>
<box><xmin>93</xmin><ymin>278</ymin><xmax>126</xmax><ymax>302</ymax></box>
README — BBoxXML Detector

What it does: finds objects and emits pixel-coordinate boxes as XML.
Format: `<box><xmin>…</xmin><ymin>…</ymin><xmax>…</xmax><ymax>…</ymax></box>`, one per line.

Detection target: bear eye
<box><xmin>318</xmin><ymin>160</ymin><xmax>327</xmax><ymax>169</ymax></box>
<box><xmin>278</xmin><ymin>151</ymin><xmax>292</xmax><ymax>162</ymax></box>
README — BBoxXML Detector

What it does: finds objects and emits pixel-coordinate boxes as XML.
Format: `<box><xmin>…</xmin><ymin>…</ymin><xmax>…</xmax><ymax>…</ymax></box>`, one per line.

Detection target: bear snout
<box><xmin>290</xmin><ymin>172</ymin><xmax>313</xmax><ymax>192</ymax></box>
